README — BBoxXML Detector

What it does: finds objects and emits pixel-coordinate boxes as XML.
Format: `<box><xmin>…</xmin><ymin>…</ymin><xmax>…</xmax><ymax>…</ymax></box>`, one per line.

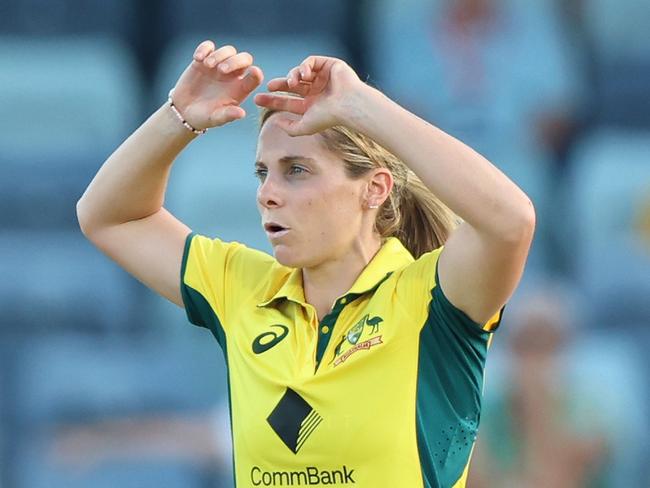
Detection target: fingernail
<box><xmin>207</xmin><ymin>58</ymin><xmax>216</xmax><ymax>67</ymax></box>
<box><xmin>221</xmin><ymin>63</ymin><xmax>229</xmax><ymax>72</ymax></box>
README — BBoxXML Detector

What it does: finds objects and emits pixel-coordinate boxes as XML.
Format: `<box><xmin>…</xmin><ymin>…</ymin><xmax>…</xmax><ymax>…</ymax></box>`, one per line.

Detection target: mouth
<box><xmin>264</xmin><ymin>222</ymin><xmax>290</xmax><ymax>238</ymax></box>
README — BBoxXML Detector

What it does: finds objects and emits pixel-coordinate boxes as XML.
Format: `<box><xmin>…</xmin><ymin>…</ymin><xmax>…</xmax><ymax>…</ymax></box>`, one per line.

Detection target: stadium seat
<box><xmin>0</xmin><ymin>231</ymin><xmax>139</xmax><ymax>337</ymax></box>
<box><xmin>580</xmin><ymin>0</ymin><xmax>650</xmax><ymax>127</ymax></box>
<box><xmin>0</xmin><ymin>153</ymin><xmax>103</xmax><ymax>230</ymax></box>
<box><xmin>158</xmin><ymin>0</ymin><xmax>348</xmax><ymax>41</ymax></box>
<box><xmin>364</xmin><ymin>0</ymin><xmax>583</xmax><ymax>273</ymax></box>
<box><xmin>0</xmin><ymin>0</ymin><xmax>137</xmax><ymax>39</ymax></box>
<box><xmin>565</xmin><ymin>129</ymin><xmax>650</xmax><ymax>324</ymax></box>
<box><xmin>594</xmin><ymin>59</ymin><xmax>650</xmax><ymax>128</ymax></box>
<box><xmin>364</xmin><ymin>0</ymin><xmax>583</xmax><ymax>132</ymax></box>
<box><xmin>14</xmin><ymin>456</ymin><xmax>208</xmax><ymax>488</ymax></box>
<box><xmin>6</xmin><ymin>334</ymin><xmax>228</xmax><ymax>487</ymax></box>
<box><xmin>0</xmin><ymin>36</ymin><xmax>143</xmax><ymax>233</ymax></box>
<box><xmin>478</xmin><ymin>269</ymin><xmax>649</xmax><ymax>485</ymax></box>
<box><xmin>9</xmin><ymin>335</ymin><xmax>225</xmax><ymax>425</ymax></box>
<box><xmin>483</xmin><ymin>327</ymin><xmax>649</xmax><ymax>485</ymax></box>
<box><xmin>0</xmin><ymin>344</ymin><xmax>6</xmax><ymax>486</ymax></box>
<box><xmin>0</xmin><ymin>36</ymin><xmax>142</xmax><ymax>161</ymax></box>
<box><xmin>581</xmin><ymin>0</ymin><xmax>650</xmax><ymax>60</ymax></box>
<box><xmin>565</xmin><ymin>330</ymin><xmax>649</xmax><ymax>484</ymax></box>
<box><xmin>0</xmin><ymin>36</ymin><xmax>143</xmax><ymax>235</ymax></box>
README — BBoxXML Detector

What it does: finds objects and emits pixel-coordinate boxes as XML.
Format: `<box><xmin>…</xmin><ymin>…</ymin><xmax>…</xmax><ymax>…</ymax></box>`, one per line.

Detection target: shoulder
<box><xmin>181</xmin><ymin>232</ymin><xmax>291</xmax><ymax>329</ymax></box>
<box><xmin>182</xmin><ymin>232</ymin><xmax>286</xmax><ymax>301</ymax></box>
<box><xmin>392</xmin><ymin>245</ymin><xmax>443</xmax><ymax>292</ymax></box>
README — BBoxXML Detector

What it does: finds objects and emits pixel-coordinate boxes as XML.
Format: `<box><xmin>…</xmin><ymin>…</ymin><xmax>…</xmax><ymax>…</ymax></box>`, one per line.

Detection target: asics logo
<box><xmin>252</xmin><ymin>324</ymin><xmax>289</xmax><ymax>354</ymax></box>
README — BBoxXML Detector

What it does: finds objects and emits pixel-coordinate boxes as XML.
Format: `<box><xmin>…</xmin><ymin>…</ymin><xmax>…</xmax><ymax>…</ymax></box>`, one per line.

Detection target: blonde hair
<box><xmin>259</xmin><ymin>108</ymin><xmax>460</xmax><ymax>258</ymax></box>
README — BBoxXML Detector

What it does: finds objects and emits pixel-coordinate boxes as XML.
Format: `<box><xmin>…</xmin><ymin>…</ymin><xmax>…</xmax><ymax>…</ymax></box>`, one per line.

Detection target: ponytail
<box><xmin>392</xmin><ymin>173</ymin><xmax>460</xmax><ymax>258</ymax></box>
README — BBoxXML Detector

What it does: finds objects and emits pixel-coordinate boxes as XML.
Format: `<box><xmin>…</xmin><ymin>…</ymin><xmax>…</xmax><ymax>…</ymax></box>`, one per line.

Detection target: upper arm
<box><xmin>81</xmin><ymin>207</ymin><xmax>190</xmax><ymax>308</ymax></box>
<box><xmin>437</xmin><ymin>215</ymin><xmax>535</xmax><ymax>325</ymax></box>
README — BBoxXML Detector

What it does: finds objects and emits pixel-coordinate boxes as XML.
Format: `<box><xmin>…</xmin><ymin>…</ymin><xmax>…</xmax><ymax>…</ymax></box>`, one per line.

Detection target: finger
<box><xmin>301</xmin><ymin>55</ymin><xmax>337</xmax><ymax>75</ymax></box>
<box><xmin>214</xmin><ymin>62</ymin><xmax>249</xmax><ymax>80</ymax></box>
<box><xmin>219</xmin><ymin>51</ymin><xmax>253</xmax><ymax>74</ymax></box>
<box><xmin>204</xmin><ymin>45</ymin><xmax>236</xmax><ymax>68</ymax></box>
<box><xmin>254</xmin><ymin>93</ymin><xmax>306</xmax><ymax>114</ymax></box>
<box><xmin>193</xmin><ymin>40</ymin><xmax>215</xmax><ymax>61</ymax></box>
<box><xmin>209</xmin><ymin>105</ymin><xmax>246</xmax><ymax>126</ymax></box>
<box><xmin>286</xmin><ymin>67</ymin><xmax>302</xmax><ymax>89</ymax></box>
<box><xmin>267</xmin><ymin>77</ymin><xmax>310</xmax><ymax>96</ymax></box>
<box><xmin>298</xmin><ymin>59</ymin><xmax>314</xmax><ymax>82</ymax></box>
<box><xmin>267</xmin><ymin>77</ymin><xmax>290</xmax><ymax>92</ymax></box>
<box><xmin>294</xmin><ymin>56</ymin><xmax>339</xmax><ymax>94</ymax></box>
<box><xmin>239</xmin><ymin>66</ymin><xmax>264</xmax><ymax>94</ymax></box>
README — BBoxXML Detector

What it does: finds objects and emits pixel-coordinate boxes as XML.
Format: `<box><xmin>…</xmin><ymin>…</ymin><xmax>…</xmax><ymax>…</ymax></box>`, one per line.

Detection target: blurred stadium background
<box><xmin>0</xmin><ymin>0</ymin><xmax>649</xmax><ymax>486</ymax></box>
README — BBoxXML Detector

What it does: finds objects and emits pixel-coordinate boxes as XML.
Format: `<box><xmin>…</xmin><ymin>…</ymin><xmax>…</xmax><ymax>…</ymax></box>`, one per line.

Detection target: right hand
<box><xmin>170</xmin><ymin>40</ymin><xmax>264</xmax><ymax>130</ymax></box>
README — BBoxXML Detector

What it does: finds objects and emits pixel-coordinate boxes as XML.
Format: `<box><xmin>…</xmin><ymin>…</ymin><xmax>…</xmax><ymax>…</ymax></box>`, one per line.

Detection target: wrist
<box><xmin>167</xmin><ymin>89</ymin><xmax>208</xmax><ymax>135</ymax></box>
<box><xmin>158</xmin><ymin>102</ymin><xmax>200</xmax><ymax>143</ymax></box>
<box><xmin>336</xmin><ymin>83</ymin><xmax>385</xmax><ymax>134</ymax></box>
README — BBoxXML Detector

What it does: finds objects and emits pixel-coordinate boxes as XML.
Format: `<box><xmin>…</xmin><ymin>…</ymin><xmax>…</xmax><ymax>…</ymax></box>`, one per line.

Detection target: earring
<box><xmin>368</xmin><ymin>203</ymin><xmax>379</xmax><ymax>209</ymax></box>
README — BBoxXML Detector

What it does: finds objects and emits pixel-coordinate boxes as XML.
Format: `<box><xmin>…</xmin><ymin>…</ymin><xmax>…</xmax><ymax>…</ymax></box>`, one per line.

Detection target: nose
<box><xmin>256</xmin><ymin>174</ymin><xmax>283</xmax><ymax>209</ymax></box>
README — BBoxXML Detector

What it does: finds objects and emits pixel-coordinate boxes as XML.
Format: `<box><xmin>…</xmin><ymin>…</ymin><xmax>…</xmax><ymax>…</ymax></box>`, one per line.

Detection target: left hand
<box><xmin>254</xmin><ymin>56</ymin><xmax>365</xmax><ymax>136</ymax></box>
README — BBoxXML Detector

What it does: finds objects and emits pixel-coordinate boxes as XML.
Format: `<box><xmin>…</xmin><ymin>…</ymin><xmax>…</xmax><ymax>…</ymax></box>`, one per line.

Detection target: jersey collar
<box><xmin>257</xmin><ymin>237</ymin><xmax>415</xmax><ymax>308</ymax></box>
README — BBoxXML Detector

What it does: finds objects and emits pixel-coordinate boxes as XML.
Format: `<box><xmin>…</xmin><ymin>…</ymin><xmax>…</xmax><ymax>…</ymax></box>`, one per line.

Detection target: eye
<box><xmin>254</xmin><ymin>168</ymin><xmax>267</xmax><ymax>181</ymax></box>
<box><xmin>288</xmin><ymin>165</ymin><xmax>307</xmax><ymax>176</ymax></box>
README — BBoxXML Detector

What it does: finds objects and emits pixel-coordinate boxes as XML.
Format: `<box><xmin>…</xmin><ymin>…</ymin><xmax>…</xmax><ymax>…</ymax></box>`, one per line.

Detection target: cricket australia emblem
<box><xmin>331</xmin><ymin>314</ymin><xmax>384</xmax><ymax>367</ymax></box>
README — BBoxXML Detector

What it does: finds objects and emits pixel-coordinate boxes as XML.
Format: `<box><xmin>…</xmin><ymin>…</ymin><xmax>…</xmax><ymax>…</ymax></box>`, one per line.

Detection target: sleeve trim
<box><xmin>180</xmin><ymin>231</ymin><xmax>207</xmax><ymax>328</ymax></box>
<box><xmin>180</xmin><ymin>231</ymin><xmax>196</xmax><ymax>290</ymax></box>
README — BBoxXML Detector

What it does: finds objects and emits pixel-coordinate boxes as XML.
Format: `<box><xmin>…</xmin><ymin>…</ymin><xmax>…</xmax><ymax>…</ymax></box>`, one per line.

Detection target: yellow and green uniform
<box><xmin>181</xmin><ymin>233</ymin><xmax>503</xmax><ymax>488</ymax></box>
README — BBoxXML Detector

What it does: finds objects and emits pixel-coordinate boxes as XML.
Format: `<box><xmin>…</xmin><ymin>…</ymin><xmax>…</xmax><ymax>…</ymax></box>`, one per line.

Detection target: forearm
<box><xmin>344</xmin><ymin>86</ymin><xmax>534</xmax><ymax>239</ymax></box>
<box><xmin>77</xmin><ymin>103</ymin><xmax>196</xmax><ymax>234</ymax></box>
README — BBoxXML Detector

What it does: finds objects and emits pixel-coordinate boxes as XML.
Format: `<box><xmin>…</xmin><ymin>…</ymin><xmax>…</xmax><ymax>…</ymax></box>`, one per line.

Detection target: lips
<box><xmin>264</xmin><ymin>222</ymin><xmax>289</xmax><ymax>233</ymax></box>
<box><xmin>263</xmin><ymin>222</ymin><xmax>291</xmax><ymax>240</ymax></box>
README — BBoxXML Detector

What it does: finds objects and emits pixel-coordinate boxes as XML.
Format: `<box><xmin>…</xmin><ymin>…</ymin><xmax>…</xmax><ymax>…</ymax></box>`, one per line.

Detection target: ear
<box><xmin>364</xmin><ymin>168</ymin><xmax>393</xmax><ymax>208</ymax></box>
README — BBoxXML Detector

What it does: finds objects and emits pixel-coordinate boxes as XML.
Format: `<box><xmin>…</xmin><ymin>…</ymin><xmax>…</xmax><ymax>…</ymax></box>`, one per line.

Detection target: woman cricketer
<box><xmin>77</xmin><ymin>41</ymin><xmax>535</xmax><ymax>487</ymax></box>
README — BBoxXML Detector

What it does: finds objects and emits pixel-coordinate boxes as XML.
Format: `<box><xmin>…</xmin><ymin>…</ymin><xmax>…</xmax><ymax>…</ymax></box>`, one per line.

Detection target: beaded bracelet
<box><xmin>167</xmin><ymin>89</ymin><xmax>207</xmax><ymax>135</ymax></box>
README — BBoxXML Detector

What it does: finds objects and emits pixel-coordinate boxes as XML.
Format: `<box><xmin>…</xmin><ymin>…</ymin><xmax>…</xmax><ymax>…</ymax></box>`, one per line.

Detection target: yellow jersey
<box><xmin>181</xmin><ymin>232</ymin><xmax>503</xmax><ymax>487</ymax></box>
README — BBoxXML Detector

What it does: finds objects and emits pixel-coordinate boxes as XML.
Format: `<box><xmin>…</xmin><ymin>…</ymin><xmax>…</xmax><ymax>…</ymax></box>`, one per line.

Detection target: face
<box><xmin>255</xmin><ymin>114</ymin><xmax>369</xmax><ymax>268</ymax></box>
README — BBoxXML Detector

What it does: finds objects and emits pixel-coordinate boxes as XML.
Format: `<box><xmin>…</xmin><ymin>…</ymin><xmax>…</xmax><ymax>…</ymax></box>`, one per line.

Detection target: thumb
<box><xmin>209</xmin><ymin>105</ymin><xmax>246</xmax><ymax>127</ymax></box>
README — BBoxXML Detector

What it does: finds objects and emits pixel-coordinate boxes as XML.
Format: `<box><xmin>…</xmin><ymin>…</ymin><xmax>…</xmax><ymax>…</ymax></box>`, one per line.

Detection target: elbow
<box><xmin>502</xmin><ymin>198</ymin><xmax>536</xmax><ymax>244</ymax></box>
<box><xmin>76</xmin><ymin>198</ymin><xmax>95</xmax><ymax>238</ymax></box>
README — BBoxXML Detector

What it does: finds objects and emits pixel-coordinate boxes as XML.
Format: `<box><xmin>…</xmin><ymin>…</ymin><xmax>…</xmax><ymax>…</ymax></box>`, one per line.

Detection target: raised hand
<box><xmin>170</xmin><ymin>40</ymin><xmax>264</xmax><ymax>130</ymax></box>
<box><xmin>253</xmin><ymin>56</ymin><xmax>365</xmax><ymax>136</ymax></box>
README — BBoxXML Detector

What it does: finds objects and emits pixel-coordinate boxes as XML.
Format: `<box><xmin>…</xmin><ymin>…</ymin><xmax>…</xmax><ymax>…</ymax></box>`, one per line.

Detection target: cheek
<box><xmin>331</xmin><ymin>188</ymin><xmax>361</xmax><ymax>218</ymax></box>
<box><xmin>310</xmin><ymin>190</ymin><xmax>360</xmax><ymax>229</ymax></box>
<box><xmin>303</xmin><ymin>198</ymin><xmax>331</xmax><ymax>234</ymax></box>
<box><xmin>297</xmin><ymin>182</ymin><xmax>360</xmax><ymax>231</ymax></box>
<box><xmin>297</xmin><ymin>198</ymin><xmax>333</xmax><ymax>240</ymax></box>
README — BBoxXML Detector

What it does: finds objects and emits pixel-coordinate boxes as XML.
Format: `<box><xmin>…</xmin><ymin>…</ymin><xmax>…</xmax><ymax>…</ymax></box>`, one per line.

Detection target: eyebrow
<box><xmin>255</xmin><ymin>156</ymin><xmax>317</xmax><ymax>168</ymax></box>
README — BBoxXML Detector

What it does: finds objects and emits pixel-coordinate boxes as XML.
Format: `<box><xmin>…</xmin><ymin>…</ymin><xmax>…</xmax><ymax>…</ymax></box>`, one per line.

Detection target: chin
<box><xmin>271</xmin><ymin>244</ymin><xmax>305</xmax><ymax>268</ymax></box>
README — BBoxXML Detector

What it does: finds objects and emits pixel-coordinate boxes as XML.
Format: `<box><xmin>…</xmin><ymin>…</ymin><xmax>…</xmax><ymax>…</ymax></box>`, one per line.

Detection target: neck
<box><xmin>302</xmin><ymin>235</ymin><xmax>382</xmax><ymax>321</ymax></box>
